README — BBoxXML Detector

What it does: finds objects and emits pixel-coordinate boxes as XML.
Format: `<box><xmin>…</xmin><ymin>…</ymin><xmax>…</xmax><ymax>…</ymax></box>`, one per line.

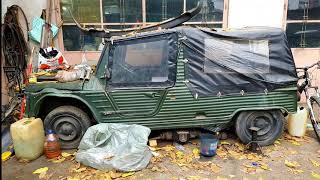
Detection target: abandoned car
<box><xmin>25</xmin><ymin>27</ymin><xmax>298</xmax><ymax>149</ymax></box>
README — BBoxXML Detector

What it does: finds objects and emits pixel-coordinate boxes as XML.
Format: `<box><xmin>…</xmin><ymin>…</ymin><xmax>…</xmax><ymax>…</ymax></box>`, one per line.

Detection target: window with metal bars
<box><xmin>60</xmin><ymin>0</ymin><xmax>225</xmax><ymax>51</ymax></box>
<box><xmin>286</xmin><ymin>0</ymin><xmax>320</xmax><ymax>48</ymax></box>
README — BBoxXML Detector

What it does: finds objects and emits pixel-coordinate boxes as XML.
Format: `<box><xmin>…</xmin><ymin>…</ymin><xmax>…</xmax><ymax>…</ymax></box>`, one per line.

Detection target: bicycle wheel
<box><xmin>310</xmin><ymin>96</ymin><xmax>320</xmax><ymax>142</ymax></box>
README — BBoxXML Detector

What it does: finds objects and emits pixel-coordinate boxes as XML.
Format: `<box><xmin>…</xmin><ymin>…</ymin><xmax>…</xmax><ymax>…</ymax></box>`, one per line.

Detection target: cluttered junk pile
<box><xmin>1</xmin><ymin>2</ymin><xmax>94</xmax><ymax>157</ymax></box>
<box><xmin>1</xmin><ymin>3</ymin><xmax>93</xmax><ymax>125</ymax></box>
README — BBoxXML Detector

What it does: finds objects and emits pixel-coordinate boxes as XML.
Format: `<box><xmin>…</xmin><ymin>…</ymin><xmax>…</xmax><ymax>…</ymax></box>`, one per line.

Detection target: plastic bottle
<box><xmin>288</xmin><ymin>106</ymin><xmax>309</xmax><ymax>137</ymax></box>
<box><xmin>10</xmin><ymin>117</ymin><xmax>45</xmax><ymax>160</ymax></box>
<box><xmin>44</xmin><ymin>129</ymin><xmax>61</xmax><ymax>159</ymax></box>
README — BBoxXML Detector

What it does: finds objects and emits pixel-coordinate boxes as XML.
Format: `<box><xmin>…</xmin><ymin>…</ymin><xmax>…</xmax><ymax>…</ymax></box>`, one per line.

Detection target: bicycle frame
<box><xmin>297</xmin><ymin>61</ymin><xmax>320</xmax><ymax>126</ymax></box>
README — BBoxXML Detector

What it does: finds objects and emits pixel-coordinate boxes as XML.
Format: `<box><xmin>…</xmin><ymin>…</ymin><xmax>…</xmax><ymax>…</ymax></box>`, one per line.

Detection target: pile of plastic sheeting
<box><xmin>75</xmin><ymin>123</ymin><xmax>152</xmax><ymax>172</ymax></box>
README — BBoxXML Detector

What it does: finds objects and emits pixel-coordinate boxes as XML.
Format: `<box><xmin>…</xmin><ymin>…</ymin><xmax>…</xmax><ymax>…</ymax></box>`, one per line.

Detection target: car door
<box><xmin>105</xmin><ymin>31</ymin><xmax>178</xmax><ymax>118</ymax></box>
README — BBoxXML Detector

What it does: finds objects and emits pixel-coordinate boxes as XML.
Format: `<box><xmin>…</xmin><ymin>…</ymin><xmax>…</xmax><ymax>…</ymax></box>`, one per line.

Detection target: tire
<box><xmin>235</xmin><ymin>110</ymin><xmax>284</xmax><ymax>146</ymax></box>
<box><xmin>44</xmin><ymin>105</ymin><xmax>91</xmax><ymax>149</ymax></box>
<box><xmin>310</xmin><ymin>96</ymin><xmax>320</xmax><ymax>142</ymax></box>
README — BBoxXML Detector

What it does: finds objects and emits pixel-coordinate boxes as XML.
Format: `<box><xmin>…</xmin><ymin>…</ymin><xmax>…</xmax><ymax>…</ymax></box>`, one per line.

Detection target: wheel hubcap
<box><xmin>247</xmin><ymin>113</ymin><xmax>274</xmax><ymax>137</ymax></box>
<box><xmin>52</xmin><ymin>116</ymin><xmax>81</xmax><ymax>141</ymax></box>
<box><xmin>253</xmin><ymin>117</ymin><xmax>272</xmax><ymax>136</ymax></box>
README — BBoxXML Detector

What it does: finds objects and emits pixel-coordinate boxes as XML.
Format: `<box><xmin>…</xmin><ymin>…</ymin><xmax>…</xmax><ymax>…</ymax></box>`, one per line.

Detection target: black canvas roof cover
<box><xmin>174</xmin><ymin>26</ymin><xmax>298</xmax><ymax>97</ymax></box>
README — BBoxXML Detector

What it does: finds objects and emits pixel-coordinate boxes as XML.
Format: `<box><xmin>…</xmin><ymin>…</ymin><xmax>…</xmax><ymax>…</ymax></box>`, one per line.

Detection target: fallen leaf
<box><xmin>61</xmin><ymin>152</ymin><xmax>73</xmax><ymax>158</ymax></box>
<box><xmin>102</xmin><ymin>172</ymin><xmax>112</xmax><ymax>180</ymax></box>
<box><xmin>229</xmin><ymin>150</ymin><xmax>246</xmax><ymax>160</ymax></box>
<box><xmin>187</xmin><ymin>176</ymin><xmax>201</xmax><ymax>180</ymax></box>
<box><xmin>40</xmin><ymin>172</ymin><xmax>53</xmax><ymax>180</ymax></box>
<box><xmin>149</xmin><ymin>147</ymin><xmax>159</xmax><ymax>151</ymax></box>
<box><xmin>244</xmin><ymin>167</ymin><xmax>256</xmax><ymax>174</ymax></box>
<box><xmin>176</xmin><ymin>151</ymin><xmax>184</xmax><ymax>159</ymax></box>
<box><xmin>151</xmin><ymin>166</ymin><xmax>164</xmax><ymax>172</ymax></box>
<box><xmin>288</xmin><ymin>168</ymin><xmax>304</xmax><ymax>174</ymax></box>
<box><xmin>122</xmin><ymin>172</ymin><xmax>135</xmax><ymax>177</ymax></box>
<box><xmin>220</xmin><ymin>141</ymin><xmax>231</xmax><ymax>145</ymax></box>
<box><xmin>216</xmin><ymin>148</ymin><xmax>228</xmax><ymax>158</ymax></box>
<box><xmin>312</xmin><ymin>172</ymin><xmax>320</xmax><ymax>179</ymax></box>
<box><xmin>289</xmin><ymin>140</ymin><xmax>301</xmax><ymax>146</ymax></box>
<box><xmin>192</xmin><ymin>148</ymin><xmax>200</xmax><ymax>159</ymax></box>
<box><xmin>162</xmin><ymin>145</ymin><xmax>175</xmax><ymax>152</ymax></box>
<box><xmin>169</xmin><ymin>177</ymin><xmax>179</xmax><ymax>180</ymax></box>
<box><xmin>285</xmin><ymin>160</ymin><xmax>300</xmax><ymax>168</ymax></box>
<box><xmin>38</xmin><ymin>171</ymin><xmax>47</xmax><ymax>179</ymax></box>
<box><xmin>67</xmin><ymin>177</ymin><xmax>80</xmax><ymax>180</ymax></box>
<box><xmin>210</xmin><ymin>164</ymin><xmax>221</xmax><ymax>173</ymax></box>
<box><xmin>247</xmin><ymin>153</ymin><xmax>262</xmax><ymax>162</ymax></box>
<box><xmin>242</xmin><ymin>163</ymin><xmax>257</xmax><ymax>174</ymax></box>
<box><xmin>287</xmin><ymin>150</ymin><xmax>298</xmax><ymax>155</ymax></box>
<box><xmin>73</xmin><ymin>167</ymin><xmax>87</xmax><ymax>173</ymax></box>
<box><xmin>110</xmin><ymin>170</ymin><xmax>122</xmax><ymax>179</ymax></box>
<box><xmin>151</xmin><ymin>154</ymin><xmax>163</xmax><ymax>163</ymax></box>
<box><xmin>74</xmin><ymin>162</ymin><xmax>81</xmax><ymax>169</ymax></box>
<box><xmin>260</xmin><ymin>163</ymin><xmax>271</xmax><ymax>171</ymax></box>
<box><xmin>274</xmin><ymin>140</ymin><xmax>281</xmax><ymax>145</ymax></box>
<box><xmin>310</xmin><ymin>159</ymin><xmax>320</xmax><ymax>167</ymax></box>
<box><xmin>169</xmin><ymin>151</ymin><xmax>176</xmax><ymax>160</ymax></box>
<box><xmin>52</xmin><ymin>157</ymin><xmax>65</xmax><ymax>163</ymax></box>
<box><xmin>33</xmin><ymin>167</ymin><xmax>49</xmax><ymax>174</ymax></box>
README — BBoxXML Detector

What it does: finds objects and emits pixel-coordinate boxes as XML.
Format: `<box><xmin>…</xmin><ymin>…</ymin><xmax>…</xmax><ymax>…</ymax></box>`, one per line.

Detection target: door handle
<box><xmin>143</xmin><ymin>92</ymin><xmax>160</xmax><ymax>98</ymax></box>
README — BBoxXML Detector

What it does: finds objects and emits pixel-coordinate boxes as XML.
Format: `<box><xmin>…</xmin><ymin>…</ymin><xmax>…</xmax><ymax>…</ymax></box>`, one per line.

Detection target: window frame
<box><xmin>57</xmin><ymin>0</ymin><xmax>226</xmax><ymax>53</ymax></box>
<box><xmin>106</xmin><ymin>32</ymin><xmax>179</xmax><ymax>89</ymax></box>
<box><xmin>285</xmin><ymin>0</ymin><xmax>320</xmax><ymax>49</ymax></box>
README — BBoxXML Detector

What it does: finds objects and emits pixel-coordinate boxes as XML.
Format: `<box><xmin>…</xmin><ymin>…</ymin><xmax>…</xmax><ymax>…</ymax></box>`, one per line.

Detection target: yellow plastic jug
<box><xmin>287</xmin><ymin>107</ymin><xmax>309</xmax><ymax>137</ymax></box>
<box><xmin>10</xmin><ymin>117</ymin><xmax>45</xmax><ymax>160</ymax></box>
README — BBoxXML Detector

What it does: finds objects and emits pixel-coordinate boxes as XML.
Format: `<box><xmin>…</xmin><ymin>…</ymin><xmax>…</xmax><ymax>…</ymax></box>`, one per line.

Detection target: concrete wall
<box><xmin>228</xmin><ymin>0</ymin><xmax>285</xmax><ymax>29</ymax></box>
<box><xmin>1</xmin><ymin>0</ymin><xmax>46</xmax><ymax>24</ymax></box>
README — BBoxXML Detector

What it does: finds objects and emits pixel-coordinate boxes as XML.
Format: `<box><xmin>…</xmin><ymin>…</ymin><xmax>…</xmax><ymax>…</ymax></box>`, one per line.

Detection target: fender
<box><xmin>230</xmin><ymin>106</ymin><xmax>292</xmax><ymax>120</ymax></box>
<box><xmin>32</xmin><ymin>89</ymin><xmax>98</xmax><ymax>120</ymax></box>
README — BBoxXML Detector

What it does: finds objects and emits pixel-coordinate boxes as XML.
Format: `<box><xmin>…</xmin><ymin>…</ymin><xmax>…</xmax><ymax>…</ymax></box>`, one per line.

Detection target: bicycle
<box><xmin>297</xmin><ymin>61</ymin><xmax>320</xmax><ymax>141</ymax></box>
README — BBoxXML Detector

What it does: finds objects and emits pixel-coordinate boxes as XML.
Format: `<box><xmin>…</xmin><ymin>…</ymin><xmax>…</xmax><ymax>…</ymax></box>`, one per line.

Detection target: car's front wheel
<box><xmin>44</xmin><ymin>105</ymin><xmax>91</xmax><ymax>149</ymax></box>
<box><xmin>235</xmin><ymin>110</ymin><xmax>284</xmax><ymax>146</ymax></box>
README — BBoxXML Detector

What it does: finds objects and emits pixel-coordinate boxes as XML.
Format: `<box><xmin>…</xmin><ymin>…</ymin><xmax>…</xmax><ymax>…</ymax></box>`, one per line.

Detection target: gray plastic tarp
<box><xmin>175</xmin><ymin>27</ymin><xmax>298</xmax><ymax>97</ymax></box>
<box><xmin>75</xmin><ymin>123</ymin><xmax>152</xmax><ymax>172</ymax></box>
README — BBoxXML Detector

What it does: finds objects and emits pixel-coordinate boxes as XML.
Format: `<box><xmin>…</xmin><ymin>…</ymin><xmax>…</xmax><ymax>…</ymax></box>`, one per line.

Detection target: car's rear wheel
<box><xmin>235</xmin><ymin>110</ymin><xmax>284</xmax><ymax>146</ymax></box>
<box><xmin>44</xmin><ymin>105</ymin><xmax>91</xmax><ymax>149</ymax></box>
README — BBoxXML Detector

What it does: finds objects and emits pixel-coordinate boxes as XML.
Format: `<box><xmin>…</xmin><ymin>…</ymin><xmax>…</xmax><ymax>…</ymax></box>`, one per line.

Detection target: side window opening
<box><xmin>108</xmin><ymin>34</ymin><xmax>178</xmax><ymax>88</ymax></box>
<box><xmin>203</xmin><ymin>39</ymin><xmax>270</xmax><ymax>74</ymax></box>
